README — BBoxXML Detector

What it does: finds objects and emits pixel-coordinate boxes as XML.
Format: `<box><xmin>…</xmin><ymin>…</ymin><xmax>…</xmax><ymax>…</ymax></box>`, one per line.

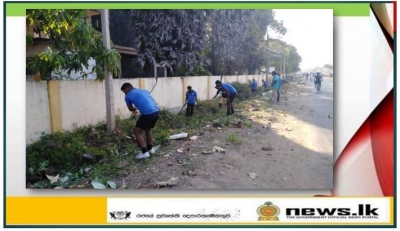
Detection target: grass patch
<box><xmin>226</xmin><ymin>133</ymin><xmax>242</xmax><ymax>144</ymax></box>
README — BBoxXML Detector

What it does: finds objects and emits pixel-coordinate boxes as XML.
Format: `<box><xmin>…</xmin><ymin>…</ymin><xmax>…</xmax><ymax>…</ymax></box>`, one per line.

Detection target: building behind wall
<box><xmin>26</xmin><ymin>9</ymin><xmax>166</xmax><ymax>82</ymax></box>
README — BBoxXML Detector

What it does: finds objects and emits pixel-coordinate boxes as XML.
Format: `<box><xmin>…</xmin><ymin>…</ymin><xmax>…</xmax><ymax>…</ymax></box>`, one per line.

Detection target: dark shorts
<box><xmin>229</xmin><ymin>93</ymin><xmax>237</xmax><ymax>103</ymax></box>
<box><xmin>251</xmin><ymin>89</ymin><xmax>256</xmax><ymax>93</ymax></box>
<box><xmin>136</xmin><ymin>111</ymin><xmax>160</xmax><ymax>130</ymax></box>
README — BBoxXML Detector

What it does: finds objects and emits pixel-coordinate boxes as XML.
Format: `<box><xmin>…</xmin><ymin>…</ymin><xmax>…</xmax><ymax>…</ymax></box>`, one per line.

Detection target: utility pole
<box><xmin>265</xmin><ymin>37</ymin><xmax>269</xmax><ymax>82</ymax></box>
<box><xmin>101</xmin><ymin>9</ymin><xmax>115</xmax><ymax>132</ymax></box>
<box><xmin>283</xmin><ymin>57</ymin><xmax>286</xmax><ymax>79</ymax></box>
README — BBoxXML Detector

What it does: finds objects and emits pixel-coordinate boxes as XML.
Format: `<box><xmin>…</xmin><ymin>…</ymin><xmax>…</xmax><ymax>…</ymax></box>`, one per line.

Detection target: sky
<box><xmin>269</xmin><ymin>9</ymin><xmax>333</xmax><ymax>71</ymax></box>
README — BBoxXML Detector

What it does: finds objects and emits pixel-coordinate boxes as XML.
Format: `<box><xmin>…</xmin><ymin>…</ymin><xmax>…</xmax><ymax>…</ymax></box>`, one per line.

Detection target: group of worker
<box><xmin>119</xmin><ymin>72</ymin><xmax>284</xmax><ymax>160</ymax></box>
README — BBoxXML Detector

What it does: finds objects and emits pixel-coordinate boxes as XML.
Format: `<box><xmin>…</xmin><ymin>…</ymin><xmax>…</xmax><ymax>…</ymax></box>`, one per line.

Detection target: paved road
<box><xmin>310</xmin><ymin>77</ymin><xmax>334</xmax><ymax>151</ymax></box>
<box><xmin>306</xmin><ymin>77</ymin><xmax>334</xmax><ymax>188</ymax></box>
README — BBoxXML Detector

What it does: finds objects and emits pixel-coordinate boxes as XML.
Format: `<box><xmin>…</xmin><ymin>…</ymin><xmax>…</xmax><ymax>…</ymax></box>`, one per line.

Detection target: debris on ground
<box><xmin>190</xmin><ymin>136</ymin><xmax>198</xmax><ymax>140</ymax></box>
<box><xmin>286</xmin><ymin>127</ymin><xmax>293</xmax><ymax>131</ymax></box>
<box><xmin>169</xmin><ymin>133</ymin><xmax>188</xmax><ymax>140</ymax></box>
<box><xmin>120</xmin><ymin>152</ymin><xmax>129</xmax><ymax>156</ymax></box>
<box><xmin>248</xmin><ymin>172</ymin><xmax>257</xmax><ymax>180</ymax></box>
<box><xmin>177</xmin><ymin>143</ymin><xmax>191</xmax><ymax>154</ymax></box>
<box><xmin>231</xmin><ymin>121</ymin><xmax>242</xmax><ymax>128</ymax></box>
<box><xmin>268</xmin><ymin>116</ymin><xmax>278</xmax><ymax>122</ymax></box>
<box><xmin>156</xmin><ymin>177</ymin><xmax>179</xmax><ymax>187</ymax></box>
<box><xmin>83</xmin><ymin>153</ymin><xmax>95</xmax><ymax>160</ymax></box>
<box><xmin>328</xmin><ymin>115</ymin><xmax>333</xmax><ymax>118</ymax></box>
<box><xmin>201</xmin><ymin>146</ymin><xmax>226</xmax><ymax>154</ymax></box>
<box><xmin>183</xmin><ymin>170</ymin><xmax>196</xmax><ymax>176</ymax></box>
<box><xmin>263</xmin><ymin>122</ymin><xmax>272</xmax><ymax>129</ymax></box>
<box><xmin>46</xmin><ymin>174</ymin><xmax>59</xmax><ymax>184</ymax></box>
<box><xmin>261</xmin><ymin>146</ymin><xmax>273</xmax><ymax>151</ymax></box>
<box><xmin>212</xmin><ymin>146</ymin><xmax>226</xmax><ymax>153</ymax></box>
<box><xmin>116</xmin><ymin>160</ymin><xmax>128</xmax><ymax>168</ymax></box>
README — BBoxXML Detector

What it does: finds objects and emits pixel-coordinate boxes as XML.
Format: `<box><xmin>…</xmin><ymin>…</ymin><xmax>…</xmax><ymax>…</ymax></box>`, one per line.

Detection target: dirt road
<box><xmin>126</xmin><ymin>79</ymin><xmax>334</xmax><ymax>190</ymax></box>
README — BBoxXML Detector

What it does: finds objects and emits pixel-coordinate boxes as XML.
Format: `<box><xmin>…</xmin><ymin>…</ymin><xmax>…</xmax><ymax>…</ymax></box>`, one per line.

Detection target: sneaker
<box><xmin>148</xmin><ymin>148</ymin><xmax>156</xmax><ymax>155</ymax></box>
<box><xmin>136</xmin><ymin>152</ymin><xmax>150</xmax><ymax>159</ymax></box>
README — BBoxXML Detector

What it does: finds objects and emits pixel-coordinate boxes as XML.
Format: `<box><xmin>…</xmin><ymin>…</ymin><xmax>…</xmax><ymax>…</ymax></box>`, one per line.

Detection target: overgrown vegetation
<box><xmin>26</xmin><ymin>82</ymin><xmax>265</xmax><ymax>189</ymax></box>
<box><xmin>26</xmin><ymin>10</ymin><xmax>120</xmax><ymax>81</ymax></box>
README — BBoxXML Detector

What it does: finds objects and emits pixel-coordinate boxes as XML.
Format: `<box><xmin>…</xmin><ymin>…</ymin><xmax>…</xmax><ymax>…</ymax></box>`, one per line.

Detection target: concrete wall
<box><xmin>59</xmin><ymin>80</ymin><xmax>107</xmax><ymax>130</ymax></box>
<box><xmin>26</xmin><ymin>81</ymin><xmax>51</xmax><ymax>144</ymax></box>
<box><xmin>186</xmin><ymin>76</ymin><xmax>209</xmax><ymax>101</ymax></box>
<box><xmin>26</xmin><ymin>75</ymin><xmax>271</xmax><ymax>144</ymax></box>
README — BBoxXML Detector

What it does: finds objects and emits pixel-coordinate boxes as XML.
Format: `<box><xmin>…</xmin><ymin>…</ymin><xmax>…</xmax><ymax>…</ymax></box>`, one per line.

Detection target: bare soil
<box><xmin>122</xmin><ymin>81</ymin><xmax>333</xmax><ymax>190</ymax></box>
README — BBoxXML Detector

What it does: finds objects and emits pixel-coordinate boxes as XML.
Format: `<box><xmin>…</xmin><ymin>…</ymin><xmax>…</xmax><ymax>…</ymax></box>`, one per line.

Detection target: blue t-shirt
<box><xmin>186</xmin><ymin>90</ymin><xmax>197</xmax><ymax>104</ymax></box>
<box><xmin>271</xmin><ymin>75</ymin><xmax>280</xmax><ymax>89</ymax></box>
<box><xmin>251</xmin><ymin>81</ymin><xmax>257</xmax><ymax>90</ymax></box>
<box><xmin>125</xmin><ymin>89</ymin><xmax>159</xmax><ymax>115</ymax></box>
<box><xmin>221</xmin><ymin>83</ymin><xmax>237</xmax><ymax>94</ymax></box>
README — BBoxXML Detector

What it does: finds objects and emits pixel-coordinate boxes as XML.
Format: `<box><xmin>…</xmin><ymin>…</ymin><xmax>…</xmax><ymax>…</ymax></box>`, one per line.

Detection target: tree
<box><xmin>128</xmin><ymin>10</ymin><xmax>209</xmax><ymax>76</ymax></box>
<box><xmin>323</xmin><ymin>64</ymin><xmax>333</xmax><ymax>70</ymax></box>
<box><xmin>26</xmin><ymin>10</ymin><xmax>120</xmax><ymax>81</ymax></box>
<box><xmin>203</xmin><ymin>10</ymin><xmax>286</xmax><ymax>75</ymax></box>
<box><xmin>243</xmin><ymin>10</ymin><xmax>286</xmax><ymax>75</ymax></box>
<box><xmin>268</xmin><ymin>38</ymin><xmax>302</xmax><ymax>74</ymax></box>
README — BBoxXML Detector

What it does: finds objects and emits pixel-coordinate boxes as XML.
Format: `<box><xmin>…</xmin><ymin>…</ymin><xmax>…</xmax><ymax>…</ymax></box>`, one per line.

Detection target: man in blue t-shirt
<box><xmin>185</xmin><ymin>86</ymin><xmax>197</xmax><ymax>117</ymax></box>
<box><xmin>250</xmin><ymin>79</ymin><xmax>258</xmax><ymax>95</ymax></box>
<box><xmin>270</xmin><ymin>71</ymin><xmax>280</xmax><ymax>103</ymax></box>
<box><xmin>215</xmin><ymin>80</ymin><xmax>237</xmax><ymax>115</ymax></box>
<box><xmin>121</xmin><ymin>82</ymin><xmax>160</xmax><ymax>160</ymax></box>
<box><xmin>262</xmin><ymin>79</ymin><xmax>268</xmax><ymax>90</ymax></box>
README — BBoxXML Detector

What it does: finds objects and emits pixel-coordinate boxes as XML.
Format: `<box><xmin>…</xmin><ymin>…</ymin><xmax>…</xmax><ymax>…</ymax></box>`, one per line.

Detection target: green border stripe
<box><xmin>5</xmin><ymin>3</ymin><xmax>369</xmax><ymax>16</ymax></box>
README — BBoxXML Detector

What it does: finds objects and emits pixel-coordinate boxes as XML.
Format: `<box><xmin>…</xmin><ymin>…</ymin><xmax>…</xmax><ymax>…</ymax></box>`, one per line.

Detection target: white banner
<box><xmin>107</xmin><ymin>197</ymin><xmax>392</xmax><ymax>224</ymax></box>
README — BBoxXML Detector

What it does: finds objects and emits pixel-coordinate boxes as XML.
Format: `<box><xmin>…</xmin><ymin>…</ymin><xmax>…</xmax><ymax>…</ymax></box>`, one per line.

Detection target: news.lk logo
<box><xmin>285</xmin><ymin>204</ymin><xmax>379</xmax><ymax>219</ymax></box>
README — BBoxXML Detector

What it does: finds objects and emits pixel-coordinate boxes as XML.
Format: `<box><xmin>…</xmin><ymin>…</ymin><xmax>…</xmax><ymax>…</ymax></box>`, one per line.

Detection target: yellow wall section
<box><xmin>139</xmin><ymin>78</ymin><xmax>145</xmax><ymax>89</ymax></box>
<box><xmin>182</xmin><ymin>77</ymin><xmax>188</xmax><ymax>104</ymax></box>
<box><xmin>47</xmin><ymin>81</ymin><xmax>63</xmax><ymax>133</ymax></box>
<box><xmin>6</xmin><ymin>197</ymin><xmax>107</xmax><ymax>224</ymax></box>
<box><xmin>207</xmin><ymin>76</ymin><xmax>211</xmax><ymax>100</ymax></box>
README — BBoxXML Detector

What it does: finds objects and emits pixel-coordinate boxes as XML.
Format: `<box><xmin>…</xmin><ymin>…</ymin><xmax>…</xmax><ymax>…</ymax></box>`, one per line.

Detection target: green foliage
<box><xmin>26</xmin><ymin>33</ymin><xmax>34</xmax><ymax>45</ymax></box>
<box><xmin>26</xmin><ymin>10</ymin><xmax>120</xmax><ymax>81</ymax></box>
<box><xmin>268</xmin><ymin>38</ymin><xmax>302</xmax><ymax>74</ymax></box>
<box><xmin>230</xmin><ymin>81</ymin><xmax>253</xmax><ymax>100</ymax></box>
<box><xmin>128</xmin><ymin>10</ymin><xmax>209</xmax><ymax>76</ymax></box>
<box><xmin>226</xmin><ymin>133</ymin><xmax>242</xmax><ymax>144</ymax></box>
<box><xmin>206</xmin><ymin>10</ymin><xmax>286</xmax><ymax>75</ymax></box>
